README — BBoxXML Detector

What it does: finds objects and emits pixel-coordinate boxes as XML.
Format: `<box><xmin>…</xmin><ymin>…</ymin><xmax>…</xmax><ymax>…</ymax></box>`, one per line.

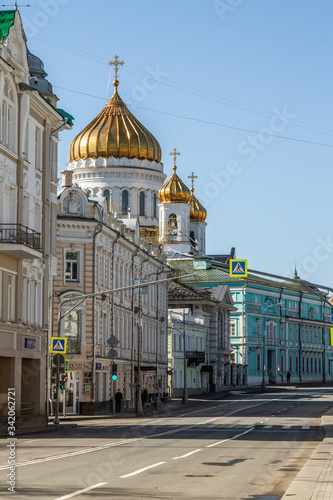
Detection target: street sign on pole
<box><xmin>107</xmin><ymin>335</ymin><xmax>119</xmax><ymax>347</ymax></box>
<box><xmin>107</xmin><ymin>349</ymin><xmax>118</xmax><ymax>359</ymax></box>
<box><xmin>50</xmin><ymin>337</ymin><xmax>67</xmax><ymax>354</ymax></box>
<box><xmin>230</xmin><ymin>259</ymin><xmax>248</xmax><ymax>277</ymax></box>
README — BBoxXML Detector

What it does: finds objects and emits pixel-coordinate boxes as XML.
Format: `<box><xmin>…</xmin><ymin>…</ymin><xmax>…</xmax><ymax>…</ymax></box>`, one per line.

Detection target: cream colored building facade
<box><xmin>0</xmin><ymin>10</ymin><xmax>71</xmax><ymax>429</ymax></box>
<box><xmin>53</xmin><ymin>179</ymin><xmax>168</xmax><ymax>414</ymax></box>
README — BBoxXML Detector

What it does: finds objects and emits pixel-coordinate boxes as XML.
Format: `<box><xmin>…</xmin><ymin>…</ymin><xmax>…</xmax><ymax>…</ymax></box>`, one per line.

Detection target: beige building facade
<box><xmin>53</xmin><ymin>180</ymin><xmax>168</xmax><ymax>414</ymax></box>
<box><xmin>0</xmin><ymin>10</ymin><xmax>71</xmax><ymax>430</ymax></box>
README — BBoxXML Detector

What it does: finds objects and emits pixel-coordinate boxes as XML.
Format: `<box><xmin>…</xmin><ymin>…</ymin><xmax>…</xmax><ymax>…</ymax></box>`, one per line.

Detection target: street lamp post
<box><xmin>261</xmin><ymin>301</ymin><xmax>284</xmax><ymax>392</ymax></box>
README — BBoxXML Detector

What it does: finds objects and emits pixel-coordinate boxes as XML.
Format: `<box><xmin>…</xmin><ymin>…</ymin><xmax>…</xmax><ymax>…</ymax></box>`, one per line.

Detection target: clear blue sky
<box><xmin>19</xmin><ymin>0</ymin><xmax>333</xmax><ymax>287</ymax></box>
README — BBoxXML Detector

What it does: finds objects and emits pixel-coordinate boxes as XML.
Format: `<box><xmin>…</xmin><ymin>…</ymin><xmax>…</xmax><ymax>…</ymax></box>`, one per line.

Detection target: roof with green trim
<box><xmin>57</xmin><ymin>109</ymin><xmax>74</xmax><ymax>126</ymax></box>
<box><xmin>170</xmin><ymin>257</ymin><xmax>324</xmax><ymax>296</ymax></box>
<box><xmin>0</xmin><ymin>10</ymin><xmax>15</xmax><ymax>40</ymax></box>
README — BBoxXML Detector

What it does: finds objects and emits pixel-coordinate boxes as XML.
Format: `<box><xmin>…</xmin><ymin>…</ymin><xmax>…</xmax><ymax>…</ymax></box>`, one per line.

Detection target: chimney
<box><xmin>61</xmin><ymin>170</ymin><xmax>73</xmax><ymax>188</ymax></box>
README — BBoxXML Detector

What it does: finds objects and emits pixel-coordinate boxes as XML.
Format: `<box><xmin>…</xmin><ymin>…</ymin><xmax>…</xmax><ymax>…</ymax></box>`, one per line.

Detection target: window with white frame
<box><xmin>1</xmin><ymin>77</ymin><xmax>15</xmax><ymax>150</ymax></box>
<box><xmin>35</xmin><ymin>127</ymin><xmax>42</xmax><ymax>170</ymax></box>
<box><xmin>230</xmin><ymin>322</ymin><xmax>236</xmax><ymax>336</ymax></box>
<box><xmin>65</xmin><ymin>251</ymin><xmax>79</xmax><ymax>282</ymax></box>
<box><xmin>64</xmin><ymin>310</ymin><xmax>80</xmax><ymax>354</ymax></box>
<box><xmin>8</xmin><ymin>274</ymin><xmax>15</xmax><ymax>321</ymax></box>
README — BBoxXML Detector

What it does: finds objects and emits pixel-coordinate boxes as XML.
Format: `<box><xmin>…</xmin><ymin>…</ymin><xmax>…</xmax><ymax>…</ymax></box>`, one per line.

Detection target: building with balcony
<box><xmin>53</xmin><ymin>177</ymin><xmax>169</xmax><ymax>415</ymax></box>
<box><xmin>0</xmin><ymin>9</ymin><xmax>71</xmax><ymax>430</ymax></box>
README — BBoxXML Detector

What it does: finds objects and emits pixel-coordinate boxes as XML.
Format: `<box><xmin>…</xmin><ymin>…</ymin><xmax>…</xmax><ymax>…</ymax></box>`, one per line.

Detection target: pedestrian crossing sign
<box><xmin>230</xmin><ymin>259</ymin><xmax>247</xmax><ymax>277</ymax></box>
<box><xmin>50</xmin><ymin>337</ymin><xmax>67</xmax><ymax>354</ymax></box>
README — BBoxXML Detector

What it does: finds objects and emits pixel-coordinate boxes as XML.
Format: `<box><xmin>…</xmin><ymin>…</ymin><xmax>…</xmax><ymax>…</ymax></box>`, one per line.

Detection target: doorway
<box><xmin>66</xmin><ymin>379</ymin><xmax>79</xmax><ymax>414</ymax></box>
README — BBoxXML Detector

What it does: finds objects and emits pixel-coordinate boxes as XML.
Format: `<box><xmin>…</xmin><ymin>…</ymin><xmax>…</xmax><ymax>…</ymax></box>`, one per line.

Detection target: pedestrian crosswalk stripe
<box><xmin>282</xmin><ymin>426</ymin><xmax>291</xmax><ymax>429</ymax></box>
<box><xmin>225</xmin><ymin>424</ymin><xmax>236</xmax><ymax>428</ymax></box>
<box><xmin>301</xmin><ymin>425</ymin><xmax>310</xmax><ymax>430</ymax></box>
<box><xmin>263</xmin><ymin>425</ymin><xmax>273</xmax><ymax>429</ymax></box>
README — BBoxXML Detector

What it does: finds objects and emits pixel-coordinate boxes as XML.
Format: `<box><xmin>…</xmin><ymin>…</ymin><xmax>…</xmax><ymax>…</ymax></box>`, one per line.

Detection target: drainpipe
<box><xmin>131</xmin><ymin>248</ymin><xmax>140</xmax><ymax>407</ymax></box>
<box><xmin>47</xmin><ymin>118</ymin><xmax>69</xmax><ymax>417</ymax></box>
<box><xmin>92</xmin><ymin>213</ymin><xmax>103</xmax><ymax>404</ymax></box>
<box><xmin>322</xmin><ymin>298</ymin><xmax>326</xmax><ymax>384</ymax></box>
<box><xmin>299</xmin><ymin>292</ymin><xmax>303</xmax><ymax>382</ymax></box>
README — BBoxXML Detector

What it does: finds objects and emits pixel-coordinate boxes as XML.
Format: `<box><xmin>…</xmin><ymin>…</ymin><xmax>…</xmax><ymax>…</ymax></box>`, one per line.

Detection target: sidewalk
<box><xmin>282</xmin><ymin>407</ymin><xmax>333</xmax><ymax>500</ymax></box>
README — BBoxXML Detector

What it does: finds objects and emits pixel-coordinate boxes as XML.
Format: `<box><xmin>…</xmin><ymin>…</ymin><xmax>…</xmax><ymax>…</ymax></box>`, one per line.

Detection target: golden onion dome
<box><xmin>189</xmin><ymin>189</ymin><xmax>207</xmax><ymax>222</ymax></box>
<box><xmin>158</xmin><ymin>164</ymin><xmax>191</xmax><ymax>203</ymax></box>
<box><xmin>69</xmin><ymin>80</ymin><xmax>161</xmax><ymax>163</ymax></box>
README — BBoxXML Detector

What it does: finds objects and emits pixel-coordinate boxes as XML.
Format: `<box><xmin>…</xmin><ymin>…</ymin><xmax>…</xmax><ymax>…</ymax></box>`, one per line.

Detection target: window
<box><xmin>230</xmin><ymin>323</ymin><xmax>236</xmax><ymax>336</ymax></box>
<box><xmin>65</xmin><ymin>251</ymin><xmax>79</xmax><ymax>282</ymax></box>
<box><xmin>190</xmin><ymin>231</ymin><xmax>197</xmax><ymax>249</ymax></box>
<box><xmin>295</xmin><ymin>356</ymin><xmax>298</xmax><ymax>373</ymax></box>
<box><xmin>256</xmin><ymin>318</ymin><xmax>261</xmax><ymax>336</ymax></box>
<box><xmin>256</xmin><ymin>353</ymin><xmax>261</xmax><ymax>371</ymax></box>
<box><xmin>35</xmin><ymin>127</ymin><xmax>42</xmax><ymax>170</ymax></box>
<box><xmin>168</xmin><ymin>213</ymin><xmax>178</xmax><ymax>236</ymax></box>
<box><xmin>153</xmin><ymin>193</ymin><xmax>157</xmax><ymax>218</ymax></box>
<box><xmin>103</xmin><ymin>189</ymin><xmax>111</xmax><ymax>210</ymax></box>
<box><xmin>139</xmin><ymin>192</ymin><xmax>145</xmax><ymax>216</ymax></box>
<box><xmin>1</xmin><ymin>78</ymin><xmax>15</xmax><ymax>150</ymax></box>
<box><xmin>64</xmin><ymin>310</ymin><xmax>80</xmax><ymax>353</ymax></box>
<box><xmin>122</xmin><ymin>190</ymin><xmax>129</xmax><ymax>214</ymax></box>
<box><xmin>8</xmin><ymin>274</ymin><xmax>15</xmax><ymax>321</ymax></box>
<box><xmin>86</xmin><ymin>189</ymin><xmax>92</xmax><ymax>197</ymax></box>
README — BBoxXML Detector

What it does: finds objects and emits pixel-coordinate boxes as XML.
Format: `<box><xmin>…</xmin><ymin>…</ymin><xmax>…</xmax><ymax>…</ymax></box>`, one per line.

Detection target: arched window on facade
<box><xmin>139</xmin><ymin>192</ymin><xmax>145</xmax><ymax>216</ymax></box>
<box><xmin>190</xmin><ymin>231</ymin><xmax>198</xmax><ymax>249</ymax></box>
<box><xmin>168</xmin><ymin>213</ymin><xmax>178</xmax><ymax>236</ymax></box>
<box><xmin>122</xmin><ymin>190</ymin><xmax>129</xmax><ymax>214</ymax></box>
<box><xmin>103</xmin><ymin>188</ymin><xmax>111</xmax><ymax>210</ymax></box>
<box><xmin>1</xmin><ymin>76</ymin><xmax>16</xmax><ymax>151</ymax></box>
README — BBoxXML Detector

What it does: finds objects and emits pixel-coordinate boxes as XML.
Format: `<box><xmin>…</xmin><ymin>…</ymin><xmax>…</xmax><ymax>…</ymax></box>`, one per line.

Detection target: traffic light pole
<box><xmin>53</xmin><ymin>357</ymin><xmax>60</xmax><ymax>425</ymax></box>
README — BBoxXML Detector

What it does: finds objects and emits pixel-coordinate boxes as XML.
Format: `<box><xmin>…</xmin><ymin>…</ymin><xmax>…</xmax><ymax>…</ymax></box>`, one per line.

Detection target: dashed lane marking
<box><xmin>55</xmin><ymin>482</ymin><xmax>108</xmax><ymax>500</ymax></box>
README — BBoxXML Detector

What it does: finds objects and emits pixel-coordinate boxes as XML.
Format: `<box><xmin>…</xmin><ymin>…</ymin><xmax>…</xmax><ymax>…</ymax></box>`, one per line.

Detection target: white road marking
<box><xmin>120</xmin><ymin>462</ymin><xmax>165</xmax><ymax>478</ymax></box>
<box><xmin>263</xmin><ymin>425</ymin><xmax>273</xmax><ymax>429</ymax></box>
<box><xmin>55</xmin><ymin>482</ymin><xmax>107</xmax><ymax>499</ymax></box>
<box><xmin>225</xmin><ymin>424</ymin><xmax>236</xmax><ymax>428</ymax></box>
<box><xmin>301</xmin><ymin>425</ymin><xmax>310</xmax><ymax>430</ymax></box>
<box><xmin>206</xmin><ymin>427</ymin><xmax>254</xmax><ymax>448</ymax></box>
<box><xmin>282</xmin><ymin>426</ymin><xmax>291</xmax><ymax>429</ymax></box>
<box><xmin>172</xmin><ymin>449</ymin><xmax>202</xmax><ymax>460</ymax></box>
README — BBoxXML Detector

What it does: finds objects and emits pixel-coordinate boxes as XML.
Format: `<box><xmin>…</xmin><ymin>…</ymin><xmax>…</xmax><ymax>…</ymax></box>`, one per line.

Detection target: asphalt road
<box><xmin>1</xmin><ymin>387</ymin><xmax>332</xmax><ymax>500</ymax></box>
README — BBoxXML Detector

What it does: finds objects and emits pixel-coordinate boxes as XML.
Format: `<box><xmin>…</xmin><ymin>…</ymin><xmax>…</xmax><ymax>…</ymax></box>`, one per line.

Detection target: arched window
<box><xmin>103</xmin><ymin>189</ymin><xmax>111</xmax><ymax>210</ymax></box>
<box><xmin>122</xmin><ymin>190</ymin><xmax>129</xmax><ymax>214</ymax></box>
<box><xmin>86</xmin><ymin>189</ymin><xmax>92</xmax><ymax>197</ymax></box>
<box><xmin>153</xmin><ymin>193</ymin><xmax>157</xmax><ymax>218</ymax></box>
<box><xmin>139</xmin><ymin>192</ymin><xmax>145</xmax><ymax>216</ymax></box>
<box><xmin>1</xmin><ymin>77</ymin><xmax>16</xmax><ymax>150</ymax></box>
<box><xmin>190</xmin><ymin>231</ymin><xmax>197</xmax><ymax>249</ymax></box>
<box><xmin>168</xmin><ymin>213</ymin><xmax>178</xmax><ymax>236</ymax></box>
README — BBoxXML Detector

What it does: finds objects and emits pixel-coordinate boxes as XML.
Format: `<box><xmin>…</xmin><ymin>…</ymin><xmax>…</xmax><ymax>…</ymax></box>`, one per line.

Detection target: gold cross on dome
<box><xmin>108</xmin><ymin>55</ymin><xmax>124</xmax><ymax>82</ymax></box>
<box><xmin>188</xmin><ymin>172</ymin><xmax>198</xmax><ymax>192</ymax></box>
<box><xmin>169</xmin><ymin>148</ymin><xmax>181</xmax><ymax>170</ymax></box>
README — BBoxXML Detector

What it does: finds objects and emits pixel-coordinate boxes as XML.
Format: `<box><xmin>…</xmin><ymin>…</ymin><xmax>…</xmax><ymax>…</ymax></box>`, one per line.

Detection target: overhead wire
<box><xmin>33</xmin><ymin>34</ymin><xmax>333</xmax><ymax>144</ymax></box>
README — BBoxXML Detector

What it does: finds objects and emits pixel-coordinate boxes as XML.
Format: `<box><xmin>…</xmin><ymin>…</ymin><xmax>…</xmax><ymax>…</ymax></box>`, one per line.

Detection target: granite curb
<box><xmin>282</xmin><ymin>407</ymin><xmax>333</xmax><ymax>500</ymax></box>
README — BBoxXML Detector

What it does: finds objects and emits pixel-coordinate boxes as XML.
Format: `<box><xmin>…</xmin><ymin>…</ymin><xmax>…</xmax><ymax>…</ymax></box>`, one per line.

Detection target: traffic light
<box><xmin>112</xmin><ymin>364</ymin><xmax>117</xmax><ymax>381</ymax></box>
<box><xmin>60</xmin><ymin>375</ymin><xmax>66</xmax><ymax>391</ymax></box>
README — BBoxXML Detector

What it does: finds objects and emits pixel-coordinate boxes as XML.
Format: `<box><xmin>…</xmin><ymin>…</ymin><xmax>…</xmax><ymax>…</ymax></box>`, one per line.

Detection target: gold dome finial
<box><xmin>169</xmin><ymin>147</ymin><xmax>181</xmax><ymax>172</ymax></box>
<box><xmin>188</xmin><ymin>173</ymin><xmax>207</xmax><ymax>222</ymax></box>
<box><xmin>188</xmin><ymin>171</ymin><xmax>198</xmax><ymax>194</ymax></box>
<box><xmin>108</xmin><ymin>54</ymin><xmax>124</xmax><ymax>88</ymax></box>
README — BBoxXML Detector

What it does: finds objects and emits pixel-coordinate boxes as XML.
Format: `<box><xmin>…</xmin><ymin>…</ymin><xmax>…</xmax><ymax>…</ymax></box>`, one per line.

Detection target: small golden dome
<box><xmin>189</xmin><ymin>190</ymin><xmax>207</xmax><ymax>222</ymax></box>
<box><xmin>158</xmin><ymin>165</ymin><xmax>191</xmax><ymax>203</ymax></box>
<box><xmin>69</xmin><ymin>83</ymin><xmax>161</xmax><ymax>163</ymax></box>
